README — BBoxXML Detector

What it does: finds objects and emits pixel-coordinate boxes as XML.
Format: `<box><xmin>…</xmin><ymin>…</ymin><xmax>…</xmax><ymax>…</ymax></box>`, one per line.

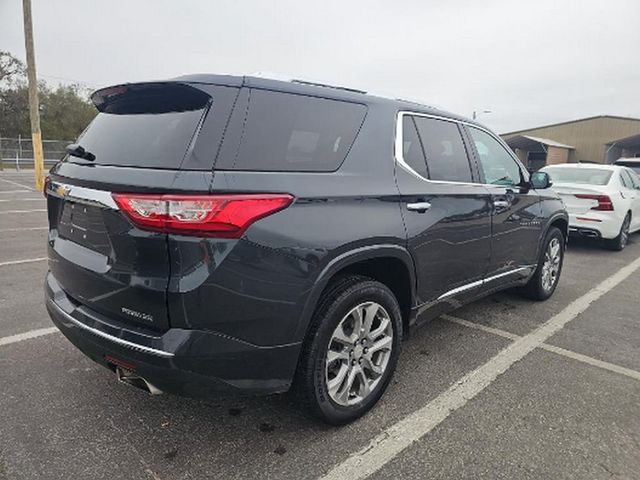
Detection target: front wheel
<box><xmin>294</xmin><ymin>275</ymin><xmax>403</xmax><ymax>425</ymax></box>
<box><xmin>520</xmin><ymin>226</ymin><xmax>564</xmax><ymax>301</ymax></box>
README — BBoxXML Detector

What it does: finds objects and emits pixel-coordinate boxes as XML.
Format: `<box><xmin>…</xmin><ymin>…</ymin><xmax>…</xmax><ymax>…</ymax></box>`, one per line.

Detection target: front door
<box><xmin>465</xmin><ymin>126</ymin><xmax>543</xmax><ymax>287</ymax></box>
<box><xmin>395</xmin><ymin>114</ymin><xmax>492</xmax><ymax>312</ymax></box>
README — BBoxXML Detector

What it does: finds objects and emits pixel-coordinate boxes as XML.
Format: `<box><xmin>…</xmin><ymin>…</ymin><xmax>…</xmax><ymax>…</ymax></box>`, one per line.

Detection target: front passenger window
<box><xmin>469</xmin><ymin>127</ymin><xmax>523</xmax><ymax>186</ymax></box>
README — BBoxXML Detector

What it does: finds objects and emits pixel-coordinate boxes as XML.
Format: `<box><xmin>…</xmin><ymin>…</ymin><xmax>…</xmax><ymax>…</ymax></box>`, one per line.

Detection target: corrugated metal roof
<box><xmin>501</xmin><ymin>115</ymin><xmax>640</xmax><ymax>136</ymax></box>
<box><xmin>606</xmin><ymin>133</ymin><xmax>640</xmax><ymax>148</ymax></box>
<box><xmin>505</xmin><ymin>135</ymin><xmax>575</xmax><ymax>150</ymax></box>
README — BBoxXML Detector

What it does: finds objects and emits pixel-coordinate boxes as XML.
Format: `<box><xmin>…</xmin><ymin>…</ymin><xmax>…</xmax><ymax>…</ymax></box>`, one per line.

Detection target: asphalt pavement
<box><xmin>1</xmin><ymin>170</ymin><xmax>639</xmax><ymax>480</ymax></box>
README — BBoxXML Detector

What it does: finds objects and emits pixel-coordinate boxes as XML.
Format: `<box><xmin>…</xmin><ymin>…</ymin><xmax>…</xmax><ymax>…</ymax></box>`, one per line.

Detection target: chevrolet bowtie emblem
<box><xmin>55</xmin><ymin>184</ymin><xmax>71</xmax><ymax>197</ymax></box>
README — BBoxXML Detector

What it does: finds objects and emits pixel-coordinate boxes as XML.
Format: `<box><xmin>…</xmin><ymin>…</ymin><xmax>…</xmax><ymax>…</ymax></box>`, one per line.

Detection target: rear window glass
<box><xmin>413</xmin><ymin>117</ymin><xmax>472</xmax><ymax>183</ymax></box>
<box><xmin>543</xmin><ymin>167</ymin><xmax>613</xmax><ymax>185</ymax></box>
<box><xmin>402</xmin><ymin>116</ymin><xmax>428</xmax><ymax>178</ymax></box>
<box><xmin>218</xmin><ymin>89</ymin><xmax>366</xmax><ymax>171</ymax></box>
<box><xmin>74</xmin><ymin>110</ymin><xmax>205</xmax><ymax>169</ymax></box>
<box><xmin>68</xmin><ymin>83</ymin><xmax>243</xmax><ymax>170</ymax></box>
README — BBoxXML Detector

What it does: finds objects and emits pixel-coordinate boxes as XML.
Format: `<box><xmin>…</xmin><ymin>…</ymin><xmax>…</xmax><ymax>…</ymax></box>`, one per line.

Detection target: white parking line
<box><xmin>320</xmin><ymin>255</ymin><xmax>640</xmax><ymax>480</ymax></box>
<box><xmin>0</xmin><ymin>209</ymin><xmax>47</xmax><ymax>214</ymax></box>
<box><xmin>443</xmin><ymin>315</ymin><xmax>640</xmax><ymax>381</ymax></box>
<box><xmin>0</xmin><ymin>177</ymin><xmax>35</xmax><ymax>190</ymax></box>
<box><xmin>0</xmin><ymin>189</ymin><xmax>32</xmax><ymax>194</ymax></box>
<box><xmin>0</xmin><ymin>257</ymin><xmax>47</xmax><ymax>267</ymax></box>
<box><xmin>0</xmin><ymin>327</ymin><xmax>59</xmax><ymax>347</ymax></box>
<box><xmin>0</xmin><ymin>226</ymin><xmax>48</xmax><ymax>233</ymax></box>
<box><xmin>0</xmin><ymin>198</ymin><xmax>43</xmax><ymax>202</ymax></box>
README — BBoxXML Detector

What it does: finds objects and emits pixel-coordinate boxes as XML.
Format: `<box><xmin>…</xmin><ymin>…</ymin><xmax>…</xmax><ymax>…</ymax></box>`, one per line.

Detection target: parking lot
<box><xmin>1</xmin><ymin>169</ymin><xmax>639</xmax><ymax>480</ymax></box>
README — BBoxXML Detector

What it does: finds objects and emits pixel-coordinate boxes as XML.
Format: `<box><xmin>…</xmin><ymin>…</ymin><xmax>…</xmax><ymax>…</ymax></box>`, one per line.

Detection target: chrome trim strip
<box><xmin>48</xmin><ymin>299</ymin><xmax>175</xmax><ymax>358</ymax></box>
<box><xmin>394</xmin><ymin>110</ymin><xmax>527</xmax><ymax>187</ymax></box>
<box><xmin>483</xmin><ymin>266</ymin><xmax>532</xmax><ymax>283</ymax></box>
<box><xmin>437</xmin><ymin>266</ymin><xmax>532</xmax><ymax>300</ymax></box>
<box><xmin>47</xmin><ymin>181</ymin><xmax>118</xmax><ymax>210</ymax></box>
<box><xmin>437</xmin><ymin>278</ymin><xmax>484</xmax><ymax>299</ymax></box>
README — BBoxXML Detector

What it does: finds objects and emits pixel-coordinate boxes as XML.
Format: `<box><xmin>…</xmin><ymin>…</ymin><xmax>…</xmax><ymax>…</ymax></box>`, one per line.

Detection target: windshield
<box><xmin>542</xmin><ymin>167</ymin><xmax>613</xmax><ymax>185</ymax></box>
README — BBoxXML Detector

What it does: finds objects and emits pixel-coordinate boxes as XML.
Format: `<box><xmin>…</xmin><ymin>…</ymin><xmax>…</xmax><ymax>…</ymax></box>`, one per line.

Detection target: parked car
<box><xmin>541</xmin><ymin>163</ymin><xmax>640</xmax><ymax>250</ymax></box>
<box><xmin>615</xmin><ymin>158</ymin><xmax>640</xmax><ymax>176</ymax></box>
<box><xmin>44</xmin><ymin>75</ymin><xmax>567</xmax><ymax>424</ymax></box>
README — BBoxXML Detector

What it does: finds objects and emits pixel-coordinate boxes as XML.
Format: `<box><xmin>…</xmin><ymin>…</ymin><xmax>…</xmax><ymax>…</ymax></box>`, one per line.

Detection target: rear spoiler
<box><xmin>91</xmin><ymin>82</ymin><xmax>211</xmax><ymax>114</ymax></box>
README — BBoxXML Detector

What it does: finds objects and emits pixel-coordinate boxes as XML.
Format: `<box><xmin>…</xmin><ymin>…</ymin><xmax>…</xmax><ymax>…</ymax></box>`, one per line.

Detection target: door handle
<box><xmin>407</xmin><ymin>202</ymin><xmax>432</xmax><ymax>212</ymax></box>
<box><xmin>493</xmin><ymin>200</ymin><xmax>511</xmax><ymax>209</ymax></box>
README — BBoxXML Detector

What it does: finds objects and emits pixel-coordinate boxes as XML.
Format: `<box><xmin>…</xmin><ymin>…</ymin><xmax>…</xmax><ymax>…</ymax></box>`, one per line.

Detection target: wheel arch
<box><xmin>294</xmin><ymin>245</ymin><xmax>417</xmax><ymax>342</ymax></box>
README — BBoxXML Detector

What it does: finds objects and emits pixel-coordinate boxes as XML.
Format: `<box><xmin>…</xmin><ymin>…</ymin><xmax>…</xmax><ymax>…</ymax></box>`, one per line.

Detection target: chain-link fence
<box><xmin>0</xmin><ymin>137</ymin><xmax>72</xmax><ymax>170</ymax></box>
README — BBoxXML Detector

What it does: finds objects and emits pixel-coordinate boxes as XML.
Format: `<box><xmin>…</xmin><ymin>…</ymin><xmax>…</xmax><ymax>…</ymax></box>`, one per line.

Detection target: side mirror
<box><xmin>530</xmin><ymin>171</ymin><xmax>552</xmax><ymax>189</ymax></box>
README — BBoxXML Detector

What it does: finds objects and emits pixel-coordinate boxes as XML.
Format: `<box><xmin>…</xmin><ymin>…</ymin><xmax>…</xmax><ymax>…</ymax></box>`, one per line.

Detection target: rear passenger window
<box><xmin>401</xmin><ymin>116</ymin><xmax>428</xmax><ymax>178</ymax></box>
<box><xmin>413</xmin><ymin>117</ymin><xmax>472</xmax><ymax>183</ymax></box>
<box><xmin>620</xmin><ymin>171</ymin><xmax>632</xmax><ymax>188</ymax></box>
<box><xmin>220</xmin><ymin>90</ymin><xmax>366</xmax><ymax>171</ymax></box>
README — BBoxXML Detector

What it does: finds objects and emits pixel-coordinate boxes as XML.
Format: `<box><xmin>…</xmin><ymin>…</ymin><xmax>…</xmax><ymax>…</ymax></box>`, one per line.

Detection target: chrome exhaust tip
<box><xmin>115</xmin><ymin>366</ymin><xmax>163</xmax><ymax>395</ymax></box>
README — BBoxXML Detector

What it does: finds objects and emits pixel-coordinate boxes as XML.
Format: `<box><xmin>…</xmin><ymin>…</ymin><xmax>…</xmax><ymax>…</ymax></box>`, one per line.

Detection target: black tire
<box><xmin>294</xmin><ymin>275</ymin><xmax>403</xmax><ymax>425</ymax></box>
<box><xmin>604</xmin><ymin>213</ymin><xmax>631</xmax><ymax>251</ymax></box>
<box><xmin>520</xmin><ymin>226</ymin><xmax>565</xmax><ymax>301</ymax></box>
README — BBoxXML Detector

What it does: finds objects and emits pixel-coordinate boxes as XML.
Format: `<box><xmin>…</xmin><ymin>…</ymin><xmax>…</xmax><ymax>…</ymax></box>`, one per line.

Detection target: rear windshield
<box><xmin>68</xmin><ymin>83</ymin><xmax>240</xmax><ymax>170</ymax></box>
<box><xmin>217</xmin><ymin>89</ymin><xmax>367</xmax><ymax>172</ymax></box>
<box><xmin>543</xmin><ymin>167</ymin><xmax>613</xmax><ymax>185</ymax></box>
<box><xmin>74</xmin><ymin>110</ymin><xmax>204</xmax><ymax>169</ymax></box>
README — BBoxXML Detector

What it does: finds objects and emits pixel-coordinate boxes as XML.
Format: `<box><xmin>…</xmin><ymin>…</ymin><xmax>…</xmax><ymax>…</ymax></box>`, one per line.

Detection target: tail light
<box><xmin>574</xmin><ymin>194</ymin><xmax>614</xmax><ymax>211</ymax></box>
<box><xmin>112</xmin><ymin>193</ymin><xmax>294</xmax><ymax>238</ymax></box>
<box><xmin>43</xmin><ymin>175</ymin><xmax>50</xmax><ymax>198</ymax></box>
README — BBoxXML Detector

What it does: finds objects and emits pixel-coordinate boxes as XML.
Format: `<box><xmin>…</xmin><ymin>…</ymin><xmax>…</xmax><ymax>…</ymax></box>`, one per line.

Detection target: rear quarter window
<box><xmin>216</xmin><ymin>89</ymin><xmax>367</xmax><ymax>172</ymax></box>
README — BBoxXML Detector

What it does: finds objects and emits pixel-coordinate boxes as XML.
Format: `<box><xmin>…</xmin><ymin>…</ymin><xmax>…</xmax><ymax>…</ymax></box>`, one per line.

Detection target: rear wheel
<box><xmin>604</xmin><ymin>213</ymin><xmax>631</xmax><ymax>251</ymax></box>
<box><xmin>294</xmin><ymin>275</ymin><xmax>403</xmax><ymax>425</ymax></box>
<box><xmin>520</xmin><ymin>226</ymin><xmax>564</xmax><ymax>301</ymax></box>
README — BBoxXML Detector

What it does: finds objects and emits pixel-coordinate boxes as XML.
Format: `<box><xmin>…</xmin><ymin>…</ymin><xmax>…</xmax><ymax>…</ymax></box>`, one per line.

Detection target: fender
<box><xmin>293</xmin><ymin>244</ymin><xmax>417</xmax><ymax>342</ymax></box>
<box><xmin>536</xmin><ymin>208</ymin><xmax>569</xmax><ymax>260</ymax></box>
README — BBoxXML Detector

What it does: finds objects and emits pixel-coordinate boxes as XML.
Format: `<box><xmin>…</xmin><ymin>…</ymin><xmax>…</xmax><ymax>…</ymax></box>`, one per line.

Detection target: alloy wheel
<box><xmin>621</xmin><ymin>216</ymin><xmax>630</xmax><ymax>248</ymax></box>
<box><xmin>325</xmin><ymin>302</ymin><xmax>393</xmax><ymax>406</ymax></box>
<box><xmin>541</xmin><ymin>237</ymin><xmax>561</xmax><ymax>292</ymax></box>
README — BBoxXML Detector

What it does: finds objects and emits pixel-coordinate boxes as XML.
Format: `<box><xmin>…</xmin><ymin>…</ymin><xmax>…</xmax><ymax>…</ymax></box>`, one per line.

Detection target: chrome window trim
<box><xmin>48</xmin><ymin>299</ymin><xmax>175</xmax><ymax>358</ymax></box>
<box><xmin>46</xmin><ymin>180</ymin><xmax>118</xmax><ymax>210</ymax></box>
<box><xmin>437</xmin><ymin>266</ymin><xmax>532</xmax><ymax>300</ymax></box>
<box><xmin>394</xmin><ymin>110</ymin><xmax>527</xmax><ymax>187</ymax></box>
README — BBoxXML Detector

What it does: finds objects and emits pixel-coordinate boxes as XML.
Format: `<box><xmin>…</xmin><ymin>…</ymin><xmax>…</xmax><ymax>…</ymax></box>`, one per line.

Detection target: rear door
<box><xmin>395</xmin><ymin>113</ymin><xmax>492</xmax><ymax>310</ymax></box>
<box><xmin>465</xmin><ymin>125</ymin><xmax>543</xmax><ymax>284</ymax></box>
<box><xmin>46</xmin><ymin>82</ymin><xmax>238</xmax><ymax>331</ymax></box>
<box><xmin>620</xmin><ymin>169</ymin><xmax>640</xmax><ymax>230</ymax></box>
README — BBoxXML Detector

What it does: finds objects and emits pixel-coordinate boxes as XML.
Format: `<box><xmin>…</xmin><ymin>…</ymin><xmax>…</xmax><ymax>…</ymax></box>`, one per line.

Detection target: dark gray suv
<box><xmin>44</xmin><ymin>75</ymin><xmax>567</xmax><ymax>424</ymax></box>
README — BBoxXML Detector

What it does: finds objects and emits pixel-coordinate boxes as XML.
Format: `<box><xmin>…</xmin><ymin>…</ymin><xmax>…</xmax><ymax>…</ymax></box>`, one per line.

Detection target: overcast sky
<box><xmin>2</xmin><ymin>0</ymin><xmax>639</xmax><ymax>133</ymax></box>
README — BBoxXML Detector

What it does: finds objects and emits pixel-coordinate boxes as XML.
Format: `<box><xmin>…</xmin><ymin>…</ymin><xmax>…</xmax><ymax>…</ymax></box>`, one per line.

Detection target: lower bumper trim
<box><xmin>47</xmin><ymin>299</ymin><xmax>175</xmax><ymax>358</ymax></box>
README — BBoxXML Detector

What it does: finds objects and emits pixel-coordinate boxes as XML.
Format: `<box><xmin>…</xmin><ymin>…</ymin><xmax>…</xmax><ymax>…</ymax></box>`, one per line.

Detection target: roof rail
<box><xmin>290</xmin><ymin>79</ymin><xmax>367</xmax><ymax>94</ymax></box>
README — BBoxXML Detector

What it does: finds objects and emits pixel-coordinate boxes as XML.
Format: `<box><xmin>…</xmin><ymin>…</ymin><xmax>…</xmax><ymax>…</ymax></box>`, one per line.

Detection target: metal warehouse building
<box><xmin>501</xmin><ymin>115</ymin><xmax>640</xmax><ymax>171</ymax></box>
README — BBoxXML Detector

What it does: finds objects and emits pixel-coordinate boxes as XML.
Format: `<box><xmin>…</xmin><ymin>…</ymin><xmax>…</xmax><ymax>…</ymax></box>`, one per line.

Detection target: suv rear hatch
<box><xmin>46</xmin><ymin>81</ymin><xmax>239</xmax><ymax>331</ymax></box>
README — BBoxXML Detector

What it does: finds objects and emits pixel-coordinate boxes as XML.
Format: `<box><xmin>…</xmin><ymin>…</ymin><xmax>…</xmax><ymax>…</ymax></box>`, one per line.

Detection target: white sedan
<box><xmin>541</xmin><ymin>163</ymin><xmax>640</xmax><ymax>250</ymax></box>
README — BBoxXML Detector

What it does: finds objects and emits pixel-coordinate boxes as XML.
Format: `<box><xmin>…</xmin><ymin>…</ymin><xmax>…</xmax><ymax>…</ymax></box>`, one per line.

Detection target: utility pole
<box><xmin>22</xmin><ymin>0</ymin><xmax>45</xmax><ymax>191</ymax></box>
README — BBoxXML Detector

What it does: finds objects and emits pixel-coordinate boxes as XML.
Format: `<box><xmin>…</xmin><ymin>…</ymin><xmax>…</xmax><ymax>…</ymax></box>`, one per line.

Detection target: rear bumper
<box><xmin>45</xmin><ymin>272</ymin><xmax>301</xmax><ymax>396</ymax></box>
<box><xmin>568</xmin><ymin>213</ymin><xmax>621</xmax><ymax>240</ymax></box>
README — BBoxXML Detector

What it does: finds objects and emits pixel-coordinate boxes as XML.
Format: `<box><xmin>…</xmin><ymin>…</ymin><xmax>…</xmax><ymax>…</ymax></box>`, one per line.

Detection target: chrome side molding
<box><xmin>437</xmin><ymin>266</ymin><xmax>532</xmax><ymax>300</ymax></box>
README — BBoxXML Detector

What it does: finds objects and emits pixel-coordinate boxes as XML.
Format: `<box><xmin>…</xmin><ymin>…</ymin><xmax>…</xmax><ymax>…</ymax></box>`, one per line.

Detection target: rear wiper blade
<box><xmin>65</xmin><ymin>143</ymin><xmax>96</xmax><ymax>161</ymax></box>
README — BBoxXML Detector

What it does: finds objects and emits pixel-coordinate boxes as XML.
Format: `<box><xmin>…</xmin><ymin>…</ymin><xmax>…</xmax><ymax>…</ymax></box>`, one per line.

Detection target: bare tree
<box><xmin>0</xmin><ymin>51</ymin><xmax>26</xmax><ymax>87</ymax></box>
